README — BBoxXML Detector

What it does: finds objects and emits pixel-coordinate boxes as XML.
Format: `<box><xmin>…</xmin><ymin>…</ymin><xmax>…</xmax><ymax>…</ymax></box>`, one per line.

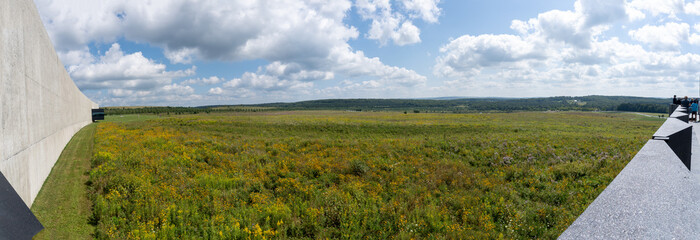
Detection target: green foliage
<box><xmin>239</xmin><ymin>95</ymin><xmax>670</xmax><ymax>113</ymax></box>
<box><xmin>616</xmin><ymin>103</ymin><xmax>667</xmax><ymax>113</ymax></box>
<box><xmin>102</xmin><ymin>95</ymin><xmax>670</xmax><ymax>116</ymax></box>
<box><xmin>88</xmin><ymin>111</ymin><xmax>661</xmax><ymax>239</ymax></box>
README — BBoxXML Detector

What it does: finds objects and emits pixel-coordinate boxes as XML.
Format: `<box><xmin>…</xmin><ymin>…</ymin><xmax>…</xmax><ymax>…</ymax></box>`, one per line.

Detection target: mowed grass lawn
<box><xmin>32</xmin><ymin>123</ymin><xmax>96</xmax><ymax>239</ymax></box>
<box><xmin>58</xmin><ymin>111</ymin><xmax>663</xmax><ymax>239</ymax></box>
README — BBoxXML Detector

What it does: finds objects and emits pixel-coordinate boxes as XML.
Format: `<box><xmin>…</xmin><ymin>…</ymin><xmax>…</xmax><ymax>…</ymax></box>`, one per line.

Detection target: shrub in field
<box><xmin>88</xmin><ymin>111</ymin><xmax>661</xmax><ymax>239</ymax></box>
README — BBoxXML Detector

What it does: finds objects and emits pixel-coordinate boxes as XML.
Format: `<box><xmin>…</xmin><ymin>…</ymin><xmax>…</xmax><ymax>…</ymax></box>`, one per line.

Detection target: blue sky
<box><xmin>34</xmin><ymin>0</ymin><xmax>700</xmax><ymax>106</ymax></box>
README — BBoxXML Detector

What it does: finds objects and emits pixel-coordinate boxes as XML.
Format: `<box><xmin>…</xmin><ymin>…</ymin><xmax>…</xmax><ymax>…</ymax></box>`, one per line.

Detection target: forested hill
<box><xmin>105</xmin><ymin>95</ymin><xmax>671</xmax><ymax>115</ymax></box>
<box><xmin>233</xmin><ymin>95</ymin><xmax>670</xmax><ymax>113</ymax></box>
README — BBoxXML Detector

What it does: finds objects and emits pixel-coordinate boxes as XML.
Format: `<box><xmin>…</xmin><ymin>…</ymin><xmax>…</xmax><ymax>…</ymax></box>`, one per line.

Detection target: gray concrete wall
<box><xmin>0</xmin><ymin>0</ymin><xmax>97</xmax><ymax>207</ymax></box>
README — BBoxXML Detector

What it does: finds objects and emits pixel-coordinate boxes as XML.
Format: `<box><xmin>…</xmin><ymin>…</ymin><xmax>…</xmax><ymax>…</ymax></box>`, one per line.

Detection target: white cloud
<box><xmin>101</xmin><ymin>83</ymin><xmax>200</xmax><ymax>105</ymax></box>
<box><xmin>108</xmin><ymin>89</ymin><xmax>149</xmax><ymax>98</ymax></box>
<box><xmin>690</xmin><ymin>34</ymin><xmax>700</xmax><ymax>45</ymax></box>
<box><xmin>434</xmin><ymin>0</ymin><xmax>700</xmax><ymax>98</ymax></box>
<box><xmin>182</xmin><ymin>76</ymin><xmax>224</xmax><ymax>85</ymax></box>
<box><xmin>56</xmin><ymin>47</ymin><xmax>94</xmax><ymax>66</ymax></box>
<box><xmin>329</xmin><ymin>46</ymin><xmax>427</xmax><ymax>87</ymax></box>
<box><xmin>394</xmin><ymin>21</ymin><xmax>421</xmax><ymax>45</ymax></box>
<box><xmin>509</xmin><ymin>0</ymin><xmax>628</xmax><ymax>50</ymax></box>
<box><xmin>164</xmin><ymin>48</ymin><xmax>197</xmax><ymax>64</ymax></box>
<box><xmin>38</xmin><ymin>0</ymin><xmax>427</xmax><ymax>104</ymax></box>
<box><xmin>625</xmin><ymin>5</ymin><xmax>646</xmax><ymax>21</ymax></box>
<box><xmin>37</xmin><ymin>0</ymin><xmax>361</xmax><ymax>64</ymax></box>
<box><xmin>400</xmin><ymin>0</ymin><xmax>441</xmax><ymax>23</ymax></box>
<box><xmin>687</xmin><ymin>1</ymin><xmax>700</xmax><ymax>15</ymax></box>
<box><xmin>219</xmin><ymin>45</ymin><xmax>427</xmax><ymax>96</ymax></box>
<box><xmin>223</xmin><ymin>72</ymin><xmax>313</xmax><ymax>92</ymax></box>
<box><xmin>208</xmin><ymin>87</ymin><xmax>224</xmax><ymax>95</ymax></box>
<box><xmin>356</xmin><ymin>0</ymin><xmax>440</xmax><ymax>46</ymax></box>
<box><xmin>160</xmin><ymin>83</ymin><xmax>195</xmax><ymax>96</ymax></box>
<box><xmin>69</xmin><ymin>43</ymin><xmax>194</xmax><ymax>91</ymax></box>
<box><xmin>536</xmin><ymin>9</ymin><xmax>591</xmax><ymax>48</ymax></box>
<box><xmin>35</xmin><ymin>0</ymin><xmax>123</xmax><ymax>51</ymax></box>
<box><xmin>578</xmin><ymin>0</ymin><xmax>627</xmax><ymax>27</ymax></box>
<box><xmin>629</xmin><ymin>22</ymin><xmax>689</xmax><ymax>50</ymax></box>
<box><xmin>434</xmin><ymin>34</ymin><xmax>543</xmax><ymax>78</ymax></box>
<box><xmin>628</xmin><ymin>0</ymin><xmax>685</xmax><ymax>18</ymax></box>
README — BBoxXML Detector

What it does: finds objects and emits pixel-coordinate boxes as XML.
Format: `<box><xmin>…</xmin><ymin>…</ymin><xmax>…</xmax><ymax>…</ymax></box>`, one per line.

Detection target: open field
<box><xmin>104</xmin><ymin>114</ymin><xmax>161</xmax><ymax>123</ymax></box>
<box><xmin>86</xmin><ymin>111</ymin><xmax>662</xmax><ymax>239</ymax></box>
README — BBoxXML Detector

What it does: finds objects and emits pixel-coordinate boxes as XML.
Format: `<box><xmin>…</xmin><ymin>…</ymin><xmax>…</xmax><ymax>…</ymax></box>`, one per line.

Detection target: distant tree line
<box><xmin>103</xmin><ymin>96</ymin><xmax>671</xmax><ymax>115</ymax></box>
<box><xmin>616</xmin><ymin>103</ymin><xmax>667</xmax><ymax>113</ymax></box>
<box><xmin>243</xmin><ymin>96</ymin><xmax>670</xmax><ymax>113</ymax></box>
<box><xmin>104</xmin><ymin>106</ymin><xmax>273</xmax><ymax>115</ymax></box>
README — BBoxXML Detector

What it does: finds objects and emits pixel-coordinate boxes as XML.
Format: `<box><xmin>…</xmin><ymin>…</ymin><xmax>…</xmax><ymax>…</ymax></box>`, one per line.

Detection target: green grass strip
<box><xmin>32</xmin><ymin>123</ymin><xmax>96</xmax><ymax>239</ymax></box>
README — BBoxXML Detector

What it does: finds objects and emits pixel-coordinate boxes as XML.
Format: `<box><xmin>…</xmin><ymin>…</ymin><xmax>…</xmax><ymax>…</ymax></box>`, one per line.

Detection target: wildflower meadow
<box><xmin>88</xmin><ymin>111</ymin><xmax>662</xmax><ymax>239</ymax></box>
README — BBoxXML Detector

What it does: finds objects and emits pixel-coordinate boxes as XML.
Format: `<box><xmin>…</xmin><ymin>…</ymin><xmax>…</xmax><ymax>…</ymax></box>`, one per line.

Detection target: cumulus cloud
<box><xmin>629</xmin><ymin>22</ymin><xmax>689</xmax><ymax>51</ymax></box>
<box><xmin>628</xmin><ymin>0</ymin><xmax>685</xmax><ymax>18</ymax></box>
<box><xmin>160</xmin><ymin>83</ymin><xmax>195</xmax><ymax>96</ymax></box>
<box><xmin>536</xmin><ymin>9</ymin><xmax>591</xmax><ymax>48</ymax></box>
<box><xmin>687</xmin><ymin>1</ymin><xmax>700</xmax><ymax>15</ymax></box>
<box><xmin>690</xmin><ymin>34</ymin><xmax>700</xmax><ymax>45</ymax></box>
<box><xmin>437</xmin><ymin>0</ymin><xmax>632</xmax><ymax>78</ymax></box>
<box><xmin>35</xmin><ymin>0</ymin><xmax>123</xmax><ymax>51</ymax></box>
<box><xmin>56</xmin><ymin>47</ymin><xmax>94</xmax><ymax>66</ymax></box>
<box><xmin>355</xmin><ymin>0</ymin><xmax>440</xmax><ymax>46</ymax></box>
<box><xmin>509</xmin><ymin>0</ymin><xmax>628</xmax><ymax>49</ymax></box>
<box><xmin>69</xmin><ymin>43</ymin><xmax>194</xmax><ymax>91</ymax></box>
<box><xmin>400</xmin><ymin>0</ymin><xmax>441</xmax><ymax>23</ymax></box>
<box><xmin>434</xmin><ymin>34</ymin><xmax>543</xmax><ymax>78</ymax></box>
<box><xmin>38</xmin><ymin>0</ymin><xmax>428</xmax><ymax>104</ymax></box>
<box><xmin>578</xmin><ymin>0</ymin><xmax>627</xmax><ymax>27</ymax></box>
<box><xmin>433</xmin><ymin>0</ymin><xmax>700</xmax><ymax>97</ymax></box>
<box><xmin>329</xmin><ymin>46</ymin><xmax>427</xmax><ymax>87</ymax></box>
<box><xmin>182</xmin><ymin>76</ymin><xmax>224</xmax><ymax>85</ymax></box>
<box><xmin>99</xmin><ymin>82</ymin><xmax>200</xmax><ymax>105</ymax></box>
<box><xmin>223</xmin><ymin>72</ymin><xmax>313</xmax><ymax>92</ymax></box>
<box><xmin>208</xmin><ymin>87</ymin><xmax>224</xmax><ymax>95</ymax></box>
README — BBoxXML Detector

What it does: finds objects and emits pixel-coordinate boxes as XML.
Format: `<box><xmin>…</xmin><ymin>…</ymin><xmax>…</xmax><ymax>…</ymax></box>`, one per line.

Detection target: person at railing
<box><xmin>691</xmin><ymin>100</ymin><xmax>698</xmax><ymax>122</ymax></box>
<box><xmin>674</xmin><ymin>95</ymin><xmax>680</xmax><ymax>104</ymax></box>
<box><xmin>682</xmin><ymin>96</ymin><xmax>690</xmax><ymax>108</ymax></box>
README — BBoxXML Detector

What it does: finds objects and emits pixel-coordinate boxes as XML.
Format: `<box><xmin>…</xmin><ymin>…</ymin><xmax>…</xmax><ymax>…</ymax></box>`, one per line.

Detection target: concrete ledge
<box><xmin>671</xmin><ymin>107</ymin><xmax>689</xmax><ymax>123</ymax></box>
<box><xmin>559</xmin><ymin>140</ymin><xmax>700</xmax><ymax>239</ymax></box>
<box><xmin>653</xmin><ymin>118</ymin><xmax>689</xmax><ymax>138</ymax></box>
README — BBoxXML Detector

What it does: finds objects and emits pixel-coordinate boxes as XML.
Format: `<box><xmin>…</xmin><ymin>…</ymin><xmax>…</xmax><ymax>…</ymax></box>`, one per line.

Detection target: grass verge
<box><xmin>32</xmin><ymin>123</ymin><xmax>96</xmax><ymax>239</ymax></box>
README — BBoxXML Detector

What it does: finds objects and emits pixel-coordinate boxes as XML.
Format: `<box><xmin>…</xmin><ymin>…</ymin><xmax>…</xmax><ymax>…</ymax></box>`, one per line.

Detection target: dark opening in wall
<box><xmin>92</xmin><ymin>109</ymin><xmax>105</xmax><ymax>122</ymax></box>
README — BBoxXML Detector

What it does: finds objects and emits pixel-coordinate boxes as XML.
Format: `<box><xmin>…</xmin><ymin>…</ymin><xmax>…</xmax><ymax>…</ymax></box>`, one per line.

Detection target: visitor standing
<box><xmin>674</xmin><ymin>95</ymin><xmax>679</xmax><ymax>104</ymax></box>
<box><xmin>682</xmin><ymin>96</ymin><xmax>690</xmax><ymax>108</ymax></box>
<box><xmin>692</xmin><ymin>100</ymin><xmax>698</xmax><ymax>122</ymax></box>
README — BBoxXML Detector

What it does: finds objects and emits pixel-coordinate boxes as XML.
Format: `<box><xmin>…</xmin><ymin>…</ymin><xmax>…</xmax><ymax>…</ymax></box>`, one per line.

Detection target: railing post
<box><xmin>653</xmin><ymin>106</ymin><xmax>692</xmax><ymax>170</ymax></box>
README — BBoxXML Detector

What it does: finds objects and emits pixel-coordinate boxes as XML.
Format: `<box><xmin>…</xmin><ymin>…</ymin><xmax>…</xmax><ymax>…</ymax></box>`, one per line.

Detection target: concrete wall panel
<box><xmin>0</xmin><ymin>0</ymin><xmax>97</xmax><ymax>206</ymax></box>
